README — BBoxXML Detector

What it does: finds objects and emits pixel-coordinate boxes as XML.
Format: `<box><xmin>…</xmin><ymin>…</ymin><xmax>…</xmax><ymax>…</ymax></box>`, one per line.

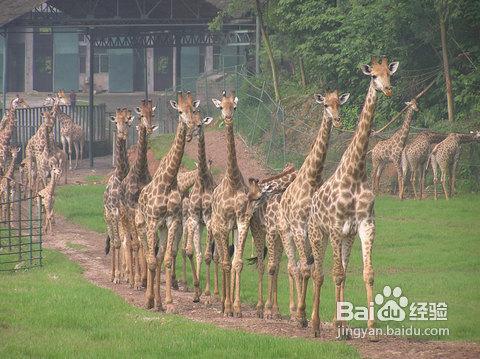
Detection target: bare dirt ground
<box><xmin>42</xmin><ymin>132</ymin><xmax>480</xmax><ymax>359</ymax></box>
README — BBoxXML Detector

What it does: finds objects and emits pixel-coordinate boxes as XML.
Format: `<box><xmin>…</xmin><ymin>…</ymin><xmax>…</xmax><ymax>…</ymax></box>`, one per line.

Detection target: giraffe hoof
<box><xmin>368</xmin><ymin>332</ymin><xmax>380</xmax><ymax>342</ymax></box>
<box><xmin>204</xmin><ymin>296</ymin><xmax>212</xmax><ymax>307</ymax></box>
<box><xmin>297</xmin><ymin>317</ymin><xmax>308</xmax><ymax>328</ymax></box>
<box><xmin>193</xmin><ymin>294</ymin><xmax>200</xmax><ymax>303</ymax></box>
<box><xmin>155</xmin><ymin>303</ymin><xmax>164</xmax><ymax>312</ymax></box>
<box><xmin>313</xmin><ymin>328</ymin><xmax>321</xmax><ymax>338</ymax></box>
<box><xmin>113</xmin><ymin>277</ymin><xmax>121</xmax><ymax>284</ymax></box>
<box><xmin>233</xmin><ymin>308</ymin><xmax>242</xmax><ymax>318</ymax></box>
<box><xmin>134</xmin><ymin>283</ymin><xmax>143</xmax><ymax>291</ymax></box>
<box><xmin>166</xmin><ymin>304</ymin><xmax>177</xmax><ymax>314</ymax></box>
<box><xmin>256</xmin><ymin>309</ymin><xmax>264</xmax><ymax>319</ymax></box>
<box><xmin>145</xmin><ymin>298</ymin><xmax>154</xmax><ymax>309</ymax></box>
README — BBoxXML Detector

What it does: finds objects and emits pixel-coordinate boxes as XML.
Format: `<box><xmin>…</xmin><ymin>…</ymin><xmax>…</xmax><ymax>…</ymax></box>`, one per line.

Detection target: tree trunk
<box><xmin>255</xmin><ymin>0</ymin><xmax>281</xmax><ymax>102</ymax></box>
<box><xmin>439</xmin><ymin>9</ymin><xmax>454</xmax><ymax>122</ymax></box>
<box><xmin>299</xmin><ymin>57</ymin><xmax>307</xmax><ymax>88</ymax></box>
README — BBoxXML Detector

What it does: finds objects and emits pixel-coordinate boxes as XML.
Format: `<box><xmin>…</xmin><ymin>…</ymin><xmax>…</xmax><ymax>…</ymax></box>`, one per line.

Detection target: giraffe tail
<box><xmin>105</xmin><ymin>235</ymin><xmax>111</xmax><ymax>255</ymax></box>
<box><xmin>246</xmin><ymin>246</ymin><xmax>268</xmax><ymax>265</ymax></box>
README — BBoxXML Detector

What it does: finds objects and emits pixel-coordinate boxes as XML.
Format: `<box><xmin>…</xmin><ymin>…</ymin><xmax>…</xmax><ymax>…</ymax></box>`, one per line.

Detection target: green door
<box><xmin>108</xmin><ymin>49</ymin><xmax>133</xmax><ymax>93</ymax></box>
<box><xmin>53</xmin><ymin>30</ymin><xmax>79</xmax><ymax>91</ymax></box>
<box><xmin>180</xmin><ymin>47</ymin><xmax>199</xmax><ymax>92</ymax></box>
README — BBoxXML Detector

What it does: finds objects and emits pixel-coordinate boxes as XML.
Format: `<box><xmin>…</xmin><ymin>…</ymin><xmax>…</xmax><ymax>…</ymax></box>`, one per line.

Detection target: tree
<box><xmin>437</xmin><ymin>0</ymin><xmax>455</xmax><ymax>122</ymax></box>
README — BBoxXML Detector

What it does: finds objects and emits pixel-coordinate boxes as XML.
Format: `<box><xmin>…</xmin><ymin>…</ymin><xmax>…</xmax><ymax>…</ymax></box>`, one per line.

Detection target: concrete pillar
<box><xmin>146</xmin><ymin>47</ymin><xmax>154</xmax><ymax>94</ymax></box>
<box><xmin>85</xmin><ymin>40</ymin><xmax>91</xmax><ymax>89</ymax></box>
<box><xmin>24</xmin><ymin>28</ymin><xmax>33</xmax><ymax>93</ymax></box>
<box><xmin>172</xmin><ymin>46</ymin><xmax>177</xmax><ymax>90</ymax></box>
<box><xmin>205</xmin><ymin>46</ymin><xmax>213</xmax><ymax>73</ymax></box>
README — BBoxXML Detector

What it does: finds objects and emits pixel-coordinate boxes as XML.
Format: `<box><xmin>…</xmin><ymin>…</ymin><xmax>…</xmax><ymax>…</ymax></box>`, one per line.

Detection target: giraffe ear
<box><xmin>202</xmin><ymin>117</ymin><xmax>213</xmax><ymax>126</ymax></box>
<box><xmin>152</xmin><ymin>106</ymin><xmax>156</xmax><ymax>112</ymax></box>
<box><xmin>169</xmin><ymin>100</ymin><xmax>178</xmax><ymax>110</ymax></box>
<box><xmin>361</xmin><ymin>64</ymin><xmax>372</xmax><ymax>76</ymax></box>
<box><xmin>152</xmin><ymin>125</ymin><xmax>159</xmax><ymax>132</ymax></box>
<box><xmin>233</xmin><ymin>97</ymin><xmax>239</xmax><ymax>106</ymax></box>
<box><xmin>212</xmin><ymin>98</ymin><xmax>222</xmax><ymax>109</ymax></box>
<box><xmin>314</xmin><ymin>94</ymin><xmax>325</xmax><ymax>104</ymax></box>
<box><xmin>110</xmin><ymin>116</ymin><xmax>116</xmax><ymax>123</ymax></box>
<box><xmin>135</xmin><ymin>107</ymin><xmax>142</xmax><ymax>115</ymax></box>
<box><xmin>193</xmin><ymin>100</ymin><xmax>200</xmax><ymax>109</ymax></box>
<box><xmin>127</xmin><ymin>116</ymin><xmax>135</xmax><ymax>126</ymax></box>
<box><xmin>339</xmin><ymin>93</ymin><xmax>350</xmax><ymax>105</ymax></box>
<box><xmin>389</xmin><ymin>61</ymin><xmax>399</xmax><ymax>75</ymax></box>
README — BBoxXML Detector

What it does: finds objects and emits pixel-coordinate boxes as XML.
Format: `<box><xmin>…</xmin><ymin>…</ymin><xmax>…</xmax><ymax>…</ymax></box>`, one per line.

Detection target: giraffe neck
<box><xmin>296</xmin><ymin>108</ymin><xmax>333</xmax><ymax>188</ymax></box>
<box><xmin>131</xmin><ymin>124</ymin><xmax>150</xmax><ymax>183</ymax></box>
<box><xmin>393</xmin><ymin>107</ymin><xmax>415</xmax><ymax>148</ymax></box>
<box><xmin>10</xmin><ymin>98</ymin><xmax>19</xmax><ymax>110</ymax></box>
<box><xmin>178</xmin><ymin>169</ymin><xmax>197</xmax><ymax>193</ymax></box>
<box><xmin>44</xmin><ymin>126</ymin><xmax>54</xmax><ymax>155</ymax></box>
<box><xmin>265</xmin><ymin>171</ymin><xmax>297</xmax><ymax>193</ymax></box>
<box><xmin>459</xmin><ymin>133</ymin><xmax>479</xmax><ymax>143</ymax></box>
<box><xmin>197</xmin><ymin>126</ymin><xmax>213</xmax><ymax>188</ymax></box>
<box><xmin>152</xmin><ymin>120</ymin><xmax>187</xmax><ymax>185</ymax></box>
<box><xmin>427</xmin><ymin>132</ymin><xmax>448</xmax><ymax>144</ymax></box>
<box><xmin>337</xmin><ymin>81</ymin><xmax>377</xmax><ymax>177</ymax></box>
<box><xmin>46</xmin><ymin>174</ymin><xmax>57</xmax><ymax>196</ymax></box>
<box><xmin>4</xmin><ymin>157</ymin><xmax>16</xmax><ymax>179</ymax></box>
<box><xmin>1</xmin><ymin>114</ymin><xmax>15</xmax><ymax>144</ymax></box>
<box><xmin>225</xmin><ymin>122</ymin><xmax>244</xmax><ymax>189</ymax></box>
<box><xmin>114</xmin><ymin>134</ymin><xmax>129</xmax><ymax>180</ymax></box>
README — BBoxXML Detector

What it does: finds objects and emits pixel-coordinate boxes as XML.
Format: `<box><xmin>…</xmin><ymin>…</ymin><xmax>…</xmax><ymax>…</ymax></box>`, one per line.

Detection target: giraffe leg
<box><xmin>264</xmin><ymin>230</ymin><xmax>276</xmax><ymax>319</ymax></box>
<box><xmin>73</xmin><ymin>142</ymin><xmax>80</xmax><ymax>169</ymax></box>
<box><xmin>164</xmin><ymin>218</ymin><xmax>181</xmax><ymax>313</ymax></box>
<box><xmin>357</xmin><ymin>219</ymin><xmax>376</xmax><ymax>339</ymax></box>
<box><xmin>170</xmin><ymin>223</ymin><xmax>182</xmax><ymax>291</ymax></box>
<box><xmin>203</xmin><ymin>226</ymin><xmax>213</xmax><ymax>306</ymax></box>
<box><xmin>66</xmin><ymin>137</ymin><xmax>73</xmax><ymax>171</ymax></box>
<box><xmin>411</xmin><ymin>168</ymin><xmax>418</xmax><ymax>199</ymax></box>
<box><xmin>250</xmin><ymin>216</ymin><xmax>266</xmax><ymax>318</ymax></box>
<box><xmin>441</xmin><ymin>168</ymin><xmax>449</xmax><ymax>200</ymax></box>
<box><xmin>192</xmin><ymin>222</ymin><xmax>203</xmax><ymax>303</ymax></box>
<box><xmin>308</xmin><ymin>222</ymin><xmax>328</xmax><ymax>338</ymax></box>
<box><xmin>292</xmin><ymin>230</ymin><xmax>310</xmax><ymax>328</ymax></box>
<box><xmin>431</xmin><ymin>156</ymin><xmax>438</xmax><ymax>200</ymax></box>
<box><xmin>279</xmin><ymin>227</ymin><xmax>300</xmax><ymax>321</ymax></box>
<box><xmin>370</xmin><ymin>159</ymin><xmax>378</xmax><ymax>192</ymax></box>
<box><xmin>394</xmin><ymin>162</ymin><xmax>404</xmax><ymax>199</ymax></box>
<box><xmin>450</xmin><ymin>154</ymin><xmax>459</xmax><ymax>198</ymax></box>
<box><xmin>215</xmin><ymin>226</ymin><xmax>232</xmax><ymax>316</ymax></box>
<box><xmin>213</xmin><ymin>242</ymin><xmax>220</xmax><ymax>298</ymax></box>
<box><xmin>138</xmin><ymin>211</ymin><xmax>157</xmax><ymax>309</ymax></box>
<box><xmin>269</xmin><ymin>234</ymin><xmax>283</xmax><ymax>319</ymax></box>
<box><xmin>420</xmin><ymin>162</ymin><xmax>427</xmax><ymax>200</ymax></box>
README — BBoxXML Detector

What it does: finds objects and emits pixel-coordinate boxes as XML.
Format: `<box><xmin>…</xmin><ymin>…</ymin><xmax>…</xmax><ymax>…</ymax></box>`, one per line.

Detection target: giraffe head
<box><xmin>42</xmin><ymin>111</ymin><xmax>55</xmax><ymax>131</ymax></box>
<box><xmin>11</xmin><ymin>96</ymin><xmax>29</xmax><ymax>110</ymax></box>
<box><xmin>211</xmin><ymin>90</ymin><xmax>238</xmax><ymax>125</ymax></box>
<box><xmin>405</xmin><ymin>98</ymin><xmax>419</xmax><ymax>112</ymax></box>
<box><xmin>110</xmin><ymin>108</ymin><xmax>134</xmax><ymax>141</ymax></box>
<box><xmin>9</xmin><ymin>145</ymin><xmax>20</xmax><ymax>162</ymax></box>
<box><xmin>49</xmin><ymin>159</ymin><xmax>62</xmax><ymax>181</ymax></box>
<box><xmin>469</xmin><ymin>130</ymin><xmax>480</xmax><ymax>141</ymax></box>
<box><xmin>246</xmin><ymin>177</ymin><xmax>274</xmax><ymax>214</ymax></box>
<box><xmin>362</xmin><ymin>56</ymin><xmax>399</xmax><ymax>97</ymax></box>
<box><xmin>169</xmin><ymin>91</ymin><xmax>201</xmax><ymax>142</ymax></box>
<box><xmin>135</xmin><ymin>99</ymin><xmax>158</xmax><ymax>135</ymax></box>
<box><xmin>56</xmin><ymin>90</ymin><xmax>70</xmax><ymax>105</ymax></box>
<box><xmin>314</xmin><ymin>91</ymin><xmax>350</xmax><ymax>128</ymax></box>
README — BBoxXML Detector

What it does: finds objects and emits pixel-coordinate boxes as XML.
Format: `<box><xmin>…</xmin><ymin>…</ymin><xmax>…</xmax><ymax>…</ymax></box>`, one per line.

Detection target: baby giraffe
<box><xmin>38</xmin><ymin>162</ymin><xmax>62</xmax><ymax>234</ymax></box>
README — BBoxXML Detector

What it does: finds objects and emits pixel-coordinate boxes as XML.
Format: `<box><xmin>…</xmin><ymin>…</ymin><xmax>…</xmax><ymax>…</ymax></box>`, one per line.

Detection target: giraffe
<box><xmin>428</xmin><ymin>131</ymin><xmax>480</xmax><ymax>200</ymax></box>
<box><xmin>118</xmin><ymin>100</ymin><xmax>157</xmax><ymax>290</ymax></box>
<box><xmin>308</xmin><ymin>56</ymin><xmax>399</xmax><ymax>337</ymax></box>
<box><xmin>254</xmin><ymin>163</ymin><xmax>298</xmax><ymax>319</ymax></box>
<box><xmin>104</xmin><ymin>108</ymin><xmax>134</xmax><ymax>284</ymax></box>
<box><xmin>277</xmin><ymin>90</ymin><xmax>350</xmax><ymax>325</ymax></box>
<box><xmin>48</xmin><ymin>90</ymin><xmax>85</xmax><ymax>170</ymax></box>
<box><xmin>0</xmin><ymin>146</ymin><xmax>20</xmax><ymax>220</ymax></box>
<box><xmin>37</xmin><ymin>111</ymin><xmax>58</xmax><ymax>191</ymax></box>
<box><xmin>171</xmin><ymin>166</ymin><xmax>200</xmax><ymax>290</ymax></box>
<box><xmin>371</xmin><ymin>99</ymin><xmax>418</xmax><ymax>198</ymax></box>
<box><xmin>24</xmin><ymin>111</ymin><xmax>56</xmax><ymax>192</ymax></box>
<box><xmin>179</xmin><ymin>110</ymin><xmax>215</xmax><ymax>303</ymax></box>
<box><xmin>402</xmin><ymin>131</ymin><xmax>448</xmax><ymax>199</ymax></box>
<box><xmin>209</xmin><ymin>90</ymin><xmax>281</xmax><ymax>318</ymax></box>
<box><xmin>37</xmin><ymin>162</ymin><xmax>62</xmax><ymax>234</ymax></box>
<box><xmin>0</xmin><ymin>96</ymin><xmax>29</xmax><ymax>172</ymax></box>
<box><xmin>135</xmin><ymin>91</ymin><xmax>203</xmax><ymax>312</ymax></box>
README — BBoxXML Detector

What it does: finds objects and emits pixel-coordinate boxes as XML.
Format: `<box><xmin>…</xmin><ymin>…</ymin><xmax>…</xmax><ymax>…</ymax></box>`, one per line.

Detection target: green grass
<box><xmin>0</xmin><ymin>250</ymin><xmax>358</xmax><ymax>358</ymax></box>
<box><xmin>53</xmin><ymin>186</ymin><xmax>480</xmax><ymax>342</ymax></box>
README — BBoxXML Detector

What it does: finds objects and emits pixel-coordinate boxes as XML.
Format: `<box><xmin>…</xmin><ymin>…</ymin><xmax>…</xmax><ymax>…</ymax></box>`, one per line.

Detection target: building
<box><xmin>0</xmin><ymin>0</ymin><xmax>255</xmax><ymax>94</ymax></box>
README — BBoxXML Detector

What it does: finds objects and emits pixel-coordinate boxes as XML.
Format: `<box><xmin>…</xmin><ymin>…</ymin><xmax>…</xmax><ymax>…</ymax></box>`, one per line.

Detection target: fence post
<box><xmin>29</xmin><ymin>190</ymin><xmax>34</xmax><ymax>265</ymax></box>
<box><xmin>17</xmin><ymin>183</ymin><xmax>22</xmax><ymax>260</ymax></box>
<box><xmin>205</xmin><ymin>74</ymin><xmax>209</xmax><ymax>115</ymax></box>
<box><xmin>249</xmin><ymin>81</ymin><xmax>265</xmax><ymax>143</ymax></box>
<box><xmin>37</xmin><ymin>193</ymin><xmax>42</xmax><ymax>267</ymax></box>
<box><xmin>6</xmin><ymin>180</ymin><xmax>11</xmax><ymax>251</ymax></box>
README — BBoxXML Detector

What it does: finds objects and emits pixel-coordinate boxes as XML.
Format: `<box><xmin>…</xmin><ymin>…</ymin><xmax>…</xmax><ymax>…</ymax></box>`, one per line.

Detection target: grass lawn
<box><xmin>0</xmin><ymin>249</ymin><xmax>358</xmax><ymax>358</ymax></box>
<box><xmin>54</xmin><ymin>185</ymin><xmax>480</xmax><ymax>342</ymax></box>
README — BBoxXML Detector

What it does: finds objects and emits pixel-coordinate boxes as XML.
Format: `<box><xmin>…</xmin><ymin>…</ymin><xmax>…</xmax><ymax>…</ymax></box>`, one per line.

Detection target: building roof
<box><xmin>0</xmin><ymin>0</ymin><xmax>46</xmax><ymax>27</ymax></box>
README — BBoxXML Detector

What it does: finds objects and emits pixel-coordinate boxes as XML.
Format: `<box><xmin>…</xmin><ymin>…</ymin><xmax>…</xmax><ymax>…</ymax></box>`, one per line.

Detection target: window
<box><xmin>199</xmin><ymin>46</ymin><xmax>206</xmax><ymax>73</ymax></box>
<box><xmin>213</xmin><ymin>46</ymin><xmax>221</xmax><ymax>70</ymax></box>
<box><xmin>79</xmin><ymin>45</ymin><xmax>86</xmax><ymax>73</ymax></box>
<box><xmin>93</xmin><ymin>49</ymin><xmax>109</xmax><ymax>74</ymax></box>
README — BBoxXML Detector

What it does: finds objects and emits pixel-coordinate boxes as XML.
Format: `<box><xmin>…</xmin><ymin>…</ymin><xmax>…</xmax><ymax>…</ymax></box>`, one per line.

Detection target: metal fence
<box><xmin>0</xmin><ymin>179</ymin><xmax>42</xmax><ymax>271</ymax></box>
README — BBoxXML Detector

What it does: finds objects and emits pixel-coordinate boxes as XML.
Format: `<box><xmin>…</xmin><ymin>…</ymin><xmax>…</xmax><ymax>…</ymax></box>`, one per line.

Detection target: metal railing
<box><xmin>0</xmin><ymin>179</ymin><xmax>42</xmax><ymax>271</ymax></box>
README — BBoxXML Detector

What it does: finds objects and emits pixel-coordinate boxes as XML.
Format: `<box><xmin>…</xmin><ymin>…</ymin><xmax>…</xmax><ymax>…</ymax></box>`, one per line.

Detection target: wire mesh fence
<box><xmin>0</xmin><ymin>179</ymin><xmax>43</xmax><ymax>272</ymax></box>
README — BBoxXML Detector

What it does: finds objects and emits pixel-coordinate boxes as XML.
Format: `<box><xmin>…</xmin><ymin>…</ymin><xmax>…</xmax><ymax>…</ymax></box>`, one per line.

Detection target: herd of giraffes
<box><xmin>0</xmin><ymin>56</ymin><xmax>478</xmax><ymax>337</ymax></box>
<box><xmin>0</xmin><ymin>90</ymin><xmax>85</xmax><ymax>233</ymax></box>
